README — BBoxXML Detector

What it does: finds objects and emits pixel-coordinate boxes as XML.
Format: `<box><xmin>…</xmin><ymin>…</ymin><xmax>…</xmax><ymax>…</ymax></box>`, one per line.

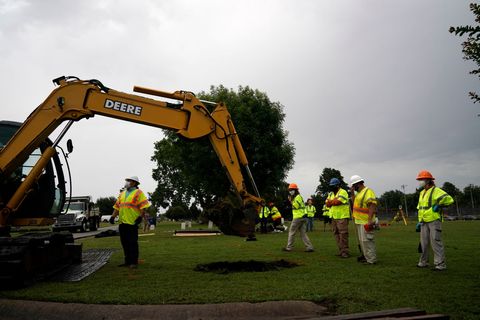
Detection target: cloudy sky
<box><xmin>1</xmin><ymin>0</ymin><xmax>479</xmax><ymax>203</ymax></box>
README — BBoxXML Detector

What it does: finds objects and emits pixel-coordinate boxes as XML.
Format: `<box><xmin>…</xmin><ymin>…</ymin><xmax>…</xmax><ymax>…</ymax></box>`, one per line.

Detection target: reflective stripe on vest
<box><xmin>328</xmin><ymin>188</ymin><xmax>350</xmax><ymax>219</ymax></box>
<box><xmin>352</xmin><ymin>188</ymin><xmax>372</xmax><ymax>222</ymax></box>
<box><xmin>117</xmin><ymin>189</ymin><xmax>142</xmax><ymax>225</ymax></box>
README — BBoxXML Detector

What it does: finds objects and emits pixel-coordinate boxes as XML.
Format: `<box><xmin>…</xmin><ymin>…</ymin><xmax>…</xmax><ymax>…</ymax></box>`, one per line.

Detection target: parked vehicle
<box><xmin>53</xmin><ymin>196</ymin><xmax>100</xmax><ymax>232</ymax></box>
<box><xmin>462</xmin><ymin>215</ymin><xmax>477</xmax><ymax>220</ymax></box>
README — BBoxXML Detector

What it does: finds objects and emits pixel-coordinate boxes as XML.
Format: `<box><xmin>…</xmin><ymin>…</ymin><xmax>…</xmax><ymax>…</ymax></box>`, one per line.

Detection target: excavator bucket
<box><xmin>205</xmin><ymin>197</ymin><xmax>258</xmax><ymax>237</ymax></box>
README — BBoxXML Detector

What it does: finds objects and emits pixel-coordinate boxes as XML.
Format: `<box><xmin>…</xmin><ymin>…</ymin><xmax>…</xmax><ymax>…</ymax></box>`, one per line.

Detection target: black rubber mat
<box><xmin>50</xmin><ymin>248</ymin><xmax>116</xmax><ymax>282</ymax></box>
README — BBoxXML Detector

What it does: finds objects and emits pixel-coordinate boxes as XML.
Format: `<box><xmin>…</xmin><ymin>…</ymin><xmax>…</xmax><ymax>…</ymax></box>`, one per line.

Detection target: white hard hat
<box><xmin>126</xmin><ymin>176</ymin><xmax>140</xmax><ymax>184</ymax></box>
<box><xmin>349</xmin><ymin>175</ymin><xmax>364</xmax><ymax>186</ymax></box>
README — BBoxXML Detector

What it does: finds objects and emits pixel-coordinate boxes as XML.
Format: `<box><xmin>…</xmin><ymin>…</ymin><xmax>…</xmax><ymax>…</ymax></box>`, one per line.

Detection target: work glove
<box><xmin>415</xmin><ymin>222</ymin><xmax>422</xmax><ymax>232</ymax></box>
<box><xmin>364</xmin><ymin>223</ymin><xmax>374</xmax><ymax>232</ymax></box>
<box><xmin>432</xmin><ymin>204</ymin><xmax>440</xmax><ymax>212</ymax></box>
<box><xmin>134</xmin><ymin>216</ymin><xmax>143</xmax><ymax>226</ymax></box>
<box><xmin>109</xmin><ymin>216</ymin><xmax>115</xmax><ymax>224</ymax></box>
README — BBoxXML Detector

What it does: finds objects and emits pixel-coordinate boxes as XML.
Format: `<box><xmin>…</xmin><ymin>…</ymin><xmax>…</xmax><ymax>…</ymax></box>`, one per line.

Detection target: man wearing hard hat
<box><xmin>109</xmin><ymin>176</ymin><xmax>151</xmax><ymax>269</ymax></box>
<box><xmin>326</xmin><ymin>178</ymin><xmax>350</xmax><ymax>258</ymax></box>
<box><xmin>350</xmin><ymin>175</ymin><xmax>378</xmax><ymax>264</ymax></box>
<box><xmin>415</xmin><ymin>170</ymin><xmax>454</xmax><ymax>271</ymax></box>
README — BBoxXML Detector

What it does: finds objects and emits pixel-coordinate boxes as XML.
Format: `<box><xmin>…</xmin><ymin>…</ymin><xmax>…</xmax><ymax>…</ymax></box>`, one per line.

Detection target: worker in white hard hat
<box><xmin>110</xmin><ymin>176</ymin><xmax>151</xmax><ymax>269</ymax></box>
<box><xmin>349</xmin><ymin>175</ymin><xmax>378</xmax><ymax>265</ymax></box>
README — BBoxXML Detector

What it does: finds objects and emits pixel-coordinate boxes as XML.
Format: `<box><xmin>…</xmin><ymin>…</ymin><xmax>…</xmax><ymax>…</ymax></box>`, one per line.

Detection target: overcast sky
<box><xmin>1</xmin><ymin>0</ymin><xmax>479</xmax><ymax>204</ymax></box>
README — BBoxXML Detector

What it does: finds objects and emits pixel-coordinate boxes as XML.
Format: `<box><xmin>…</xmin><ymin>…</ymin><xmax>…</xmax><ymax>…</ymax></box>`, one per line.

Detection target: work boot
<box><xmin>282</xmin><ymin>247</ymin><xmax>292</xmax><ymax>252</ymax></box>
<box><xmin>304</xmin><ymin>248</ymin><xmax>314</xmax><ymax>253</ymax></box>
<box><xmin>341</xmin><ymin>253</ymin><xmax>350</xmax><ymax>258</ymax></box>
<box><xmin>357</xmin><ymin>255</ymin><xmax>366</xmax><ymax>262</ymax></box>
<box><xmin>129</xmin><ymin>264</ymin><xmax>138</xmax><ymax>269</ymax></box>
<box><xmin>417</xmin><ymin>263</ymin><xmax>429</xmax><ymax>268</ymax></box>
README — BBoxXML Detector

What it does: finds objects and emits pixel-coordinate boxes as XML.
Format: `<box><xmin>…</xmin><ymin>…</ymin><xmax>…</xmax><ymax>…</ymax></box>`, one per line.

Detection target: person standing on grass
<box><xmin>283</xmin><ymin>183</ymin><xmax>314</xmax><ymax>252</ymax></box>
<box><xmin>305</xmin><ymin>198</ymin><xmax>316</xmax><ymax>232</ymax></box>
<box><xmin>109</xmin><ymin>176</ymin><xmax>151</xmax><ymax>269</ymax></box>
<box><xmin>350</xmin><ymin>175</ymin><xmax>378</xmax><ymax>265</ymax></box>
<box><xmin>326</xmin><ymin>178</ymin><xmax>350</xmax><ymax>258</ymax></box>
<box><xmin>415</xmin><ymin>170</ymin><xmax>454</xmax><ymax>271</ymax></box>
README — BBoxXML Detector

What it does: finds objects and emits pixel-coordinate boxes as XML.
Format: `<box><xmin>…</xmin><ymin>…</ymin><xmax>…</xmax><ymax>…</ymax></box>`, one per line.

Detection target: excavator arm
<box><xmin>0</xmin><ymin>76</ymin><xmax>261</xmax><ymax>236</ymax></box>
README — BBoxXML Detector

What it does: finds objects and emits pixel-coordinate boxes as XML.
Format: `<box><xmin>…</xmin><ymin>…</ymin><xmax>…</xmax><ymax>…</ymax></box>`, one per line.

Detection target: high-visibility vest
<box><xmin>258</xmin><ymin>206</ymin><xmax>271</xmax><ymax>219</ymax></box>
<box><xmin>291</xmin><ymin>194</ymin><xmax>306</xmax><ymax>219</ymax></box>
<box><xmin>270</xmin><ymin>206</ymin><xmax>282</xmax><ymax>221</ymax></box>
<box><xmin>113</xmin><ymin>188</ymin><xmax>151</xmax><ymax>225</ymax></box>
<box><xmin>327</xmin><ymin>188</ymin><xmax>350</xmax><ymax>220</ymax></box>
<box><xmin>305</xmin><ymin>205</ymin><xmax>316</xmax><ymax>218</ymax></box>
<box><xmin>322</xmin><ymin>204</ymin><xmax>331</xmax><ymax>218</ymax></box>
<box><xmin>352</xmin><ymin>187</ymin><xmax>377</xmax><ymax>225</ymax></box>
<box><xmin>417</xmin><ymin>186</ymin><xmax>454</xmax><ymax>223</ymax></box>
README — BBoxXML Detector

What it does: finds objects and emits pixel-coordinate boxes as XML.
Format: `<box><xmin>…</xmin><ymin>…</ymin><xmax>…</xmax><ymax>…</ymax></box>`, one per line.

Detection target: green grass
<box><xmin>1</xmin><ymin>221</ymin><xmax>479</xmax><ymax>319</ymax></box>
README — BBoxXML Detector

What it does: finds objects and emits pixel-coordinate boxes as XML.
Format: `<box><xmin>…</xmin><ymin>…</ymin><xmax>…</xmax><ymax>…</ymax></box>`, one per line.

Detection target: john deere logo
<box><xmin>104</xmin><ymin>99</ymin><xmax>142</xmax><ymax>116</ymax></box>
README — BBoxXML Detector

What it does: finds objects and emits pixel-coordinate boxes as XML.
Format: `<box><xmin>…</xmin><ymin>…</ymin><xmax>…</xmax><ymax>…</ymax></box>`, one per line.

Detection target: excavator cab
<box><xmin>0</xmin><ymin>121</ymin><xmax>66</xmax><ymax>231</ymax></box>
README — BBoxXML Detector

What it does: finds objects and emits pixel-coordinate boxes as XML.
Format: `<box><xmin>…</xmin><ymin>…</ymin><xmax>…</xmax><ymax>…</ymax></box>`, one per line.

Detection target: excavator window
<box><xmin>0</xmin><ymin>121</ymin><xmax>66</xmax><ymax>218</ymax></box>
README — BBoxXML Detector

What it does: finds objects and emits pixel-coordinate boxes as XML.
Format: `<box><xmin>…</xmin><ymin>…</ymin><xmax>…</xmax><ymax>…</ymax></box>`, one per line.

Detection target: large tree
<box><xmin>450</xmin><ymin>3</ymin><xmax>480</xmax><ymax>110</ymax></box>
<box><xmin>315</xmin><ymin>167</ymin><xmax>348</xmax><ymax>196</ymax></box>
<box><xmin>95</xmin><ymin>196</ymin><xmax>116</xmax><ymax>215</ymax></box>
<box><xmin>151</xmin><ymin>85</ymin><xmax>295</xmax><ymax>209</ymax></box>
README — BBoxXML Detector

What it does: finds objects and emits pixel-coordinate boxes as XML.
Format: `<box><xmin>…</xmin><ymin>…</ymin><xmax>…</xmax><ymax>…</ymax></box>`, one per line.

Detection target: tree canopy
<box><xmin>95</xmin><ymin>196</ymin><xmax>116</xmax><ymax>215</ymax></box>
<box><xmin>450</xmin><ymin>3</ymin><xmax>480</xmax><ymax>109</ymax></box>
<box><xmin>150</xmin><ymin>85</ymin><xmax>295</xmax><ymax>209</ymax></box>
<box><xmin>315</xmin><ymin>167</ymin><xmax>348</xmax><ymax>196</ymax></box>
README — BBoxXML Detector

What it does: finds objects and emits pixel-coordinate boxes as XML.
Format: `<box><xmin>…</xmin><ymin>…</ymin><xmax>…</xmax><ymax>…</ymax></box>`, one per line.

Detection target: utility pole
<box><xmin>470</xmin><ymin>184</ymin><xmax>475</xmax><ymax>209</ymax></box>
<box><xmin>401</xmin><ymin>184</ymin><xmax>408</xmax><ymax>217</ymax></box>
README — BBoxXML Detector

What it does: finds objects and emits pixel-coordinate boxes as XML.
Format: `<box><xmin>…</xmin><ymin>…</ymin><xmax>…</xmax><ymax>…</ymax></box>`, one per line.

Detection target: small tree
<box><xmin>165</xmin><ymin>205</ymin><xmax>190</xmax><ymax>221</ymax></box>
<box><xmin>96</xmin><ymin>196</ymin><xmax>117</xmax><ymax>215</ymax></box>
<box><xmin>315</xmin><ymin>168</ymin><xmax>348</xmax><ymax>196</ymax></box>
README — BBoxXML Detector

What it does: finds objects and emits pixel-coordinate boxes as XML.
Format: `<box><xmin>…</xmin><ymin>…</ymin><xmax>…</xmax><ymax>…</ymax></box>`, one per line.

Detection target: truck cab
<box><xmin>53</xmin><ymin>196</ymin><xmax>99</xmax><ymax>232</ymax></box>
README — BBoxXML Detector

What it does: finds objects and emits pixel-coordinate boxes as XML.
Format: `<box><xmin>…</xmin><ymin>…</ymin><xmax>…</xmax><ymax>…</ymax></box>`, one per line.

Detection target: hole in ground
<box><xmin>194</xmin><ymin>259</ymin><xmax>299</xmax><ymax>274</ymax></box>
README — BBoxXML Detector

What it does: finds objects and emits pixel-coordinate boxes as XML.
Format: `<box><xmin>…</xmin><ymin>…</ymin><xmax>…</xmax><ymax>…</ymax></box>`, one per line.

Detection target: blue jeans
<box><xmin>306</xmin><ymin>217</ymin><xmax>314</xmax><ymax>232</ymax></box>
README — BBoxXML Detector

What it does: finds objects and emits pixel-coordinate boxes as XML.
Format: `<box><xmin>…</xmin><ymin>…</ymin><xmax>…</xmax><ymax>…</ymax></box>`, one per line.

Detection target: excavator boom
<box><xmin>0</xmin><ymin>77</ymin><xmax>261</xmax><ymax>236</ymax></box>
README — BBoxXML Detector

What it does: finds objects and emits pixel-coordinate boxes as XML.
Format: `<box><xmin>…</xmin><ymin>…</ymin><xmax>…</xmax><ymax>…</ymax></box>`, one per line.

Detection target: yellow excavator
<box><xmin>0</xmin><ymin>76</ymin><xmax>262</xmax><ymax>284</ymax></box>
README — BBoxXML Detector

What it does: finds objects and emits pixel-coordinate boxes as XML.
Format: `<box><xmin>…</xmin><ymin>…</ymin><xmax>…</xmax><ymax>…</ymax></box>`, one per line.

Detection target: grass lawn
<box><xmin>1</xmin><ymin>220</ymin><xmax>479</xmax><ymax>319</ymax></box>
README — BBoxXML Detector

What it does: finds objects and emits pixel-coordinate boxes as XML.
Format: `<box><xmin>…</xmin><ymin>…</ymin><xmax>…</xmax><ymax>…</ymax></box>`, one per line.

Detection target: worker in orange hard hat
<box><xmin>283</xmin><ymin>183</ymin><xmax>314</xmax><ymax>252</ymax></box>
<box><xmin>415</xmin><ymin>170</ymin><xmax>454</xmax><ymax>271</ymax></box>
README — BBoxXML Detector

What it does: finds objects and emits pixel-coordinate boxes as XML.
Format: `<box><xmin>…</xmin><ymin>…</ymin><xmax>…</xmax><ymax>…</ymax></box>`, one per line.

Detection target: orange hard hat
<box><xmin>416</xmin><ymin>170</ymin><xmax>435</xmax><ymax>180</ymax></box>
<box><xmin>288</xmin><ymin>183</ymin><xmax>299</xmax><ymax>190</ymax></box>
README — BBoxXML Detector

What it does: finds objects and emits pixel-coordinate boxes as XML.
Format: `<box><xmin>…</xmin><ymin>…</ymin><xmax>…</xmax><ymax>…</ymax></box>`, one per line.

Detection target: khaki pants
<box><xmin>356</xmin><ymin>224</ymin><xmax>377</xmax><ymax>264</ymax></box>
<box><xmin>419</xmin><ymin>220</ymin><xmax>446</xmax><ymax>269</ymax></box>
<box><xmin>286</xmin><ymin>218</ymin><xmax>313</xmax><ymax>250</ymax></box>
<box><xmin>332</xmin><ymin>218</ymin><xmax>349</xmax><ymax>255</ymax></box>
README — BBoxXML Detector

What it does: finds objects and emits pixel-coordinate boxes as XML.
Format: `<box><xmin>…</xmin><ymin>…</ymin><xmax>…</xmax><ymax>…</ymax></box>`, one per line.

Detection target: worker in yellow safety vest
<box><xmin>322</xmin><ymin>202</ymin><xmax>332</xmax><ymax>232</ymax></box>
<box><xmin>415</xmin><ymin>170</ymin><xmax>454</xmax><ymax>271</ymax></box>
<box><xmin>325</xmin><ymin>178</ymin><xmax>350</xmax><ymax>258</ymax></box>
<box><xmin>258</xmin><ymin>200</ymin><xmax>271</xmax><ymax>234</ymax></box>
<box><xmin>268</xmin><ymin>202</ymin><xmax>286</xmax><ymax>231</ymax></box>
<box><xmin>283</xmin><ymin>183</ymin><xmax>314</xmax><ymax>252</ymax></box>
<box><xmin>350</xmin><ymin>175</ymin><xmax>378</xmax><ymax>265</ymax></box>
<box><xmin>305</xmin><ymin>198</ymin><xmax>316</xmax><ymax>232</ymax></box>
<box><xmin>110</xmin><ymin>176</ymin><xmax>151</xmax><ymax>269</ymax></box>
